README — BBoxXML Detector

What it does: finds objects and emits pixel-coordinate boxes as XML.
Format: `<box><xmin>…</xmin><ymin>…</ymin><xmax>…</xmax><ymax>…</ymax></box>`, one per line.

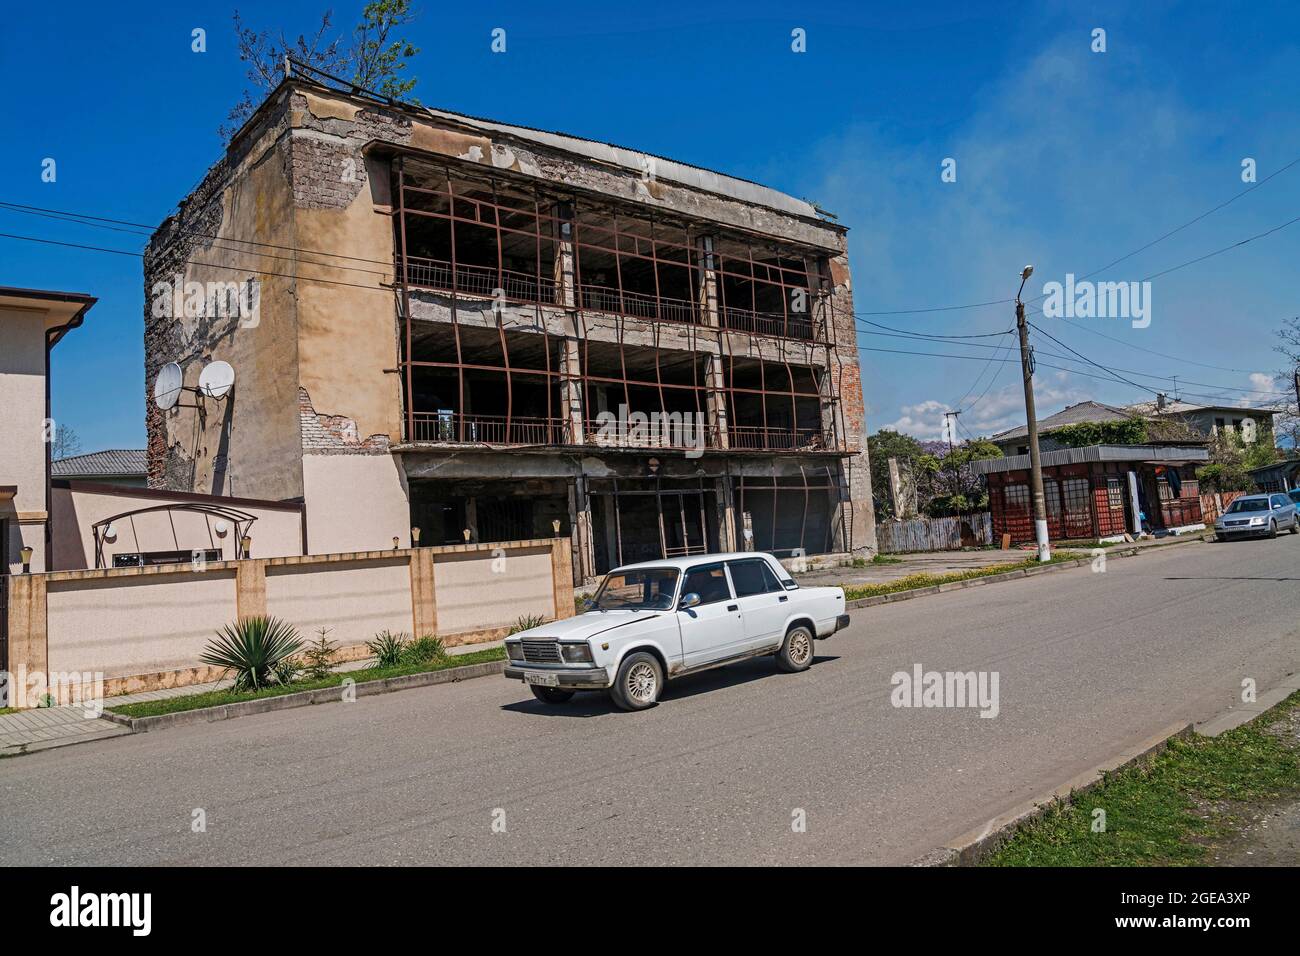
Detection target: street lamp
<box><xmin>19</xmin><ymin>545</ymin><xmax>33</xmax><ymax>574</ymax></box>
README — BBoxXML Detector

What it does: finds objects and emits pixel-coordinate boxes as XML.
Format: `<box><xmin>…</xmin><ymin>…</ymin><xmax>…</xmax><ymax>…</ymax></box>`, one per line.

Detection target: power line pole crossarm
<box><xmin>1015</xmin><ymin>265</ymin><xmax>1051</xmax><ymax>562</ymax></box>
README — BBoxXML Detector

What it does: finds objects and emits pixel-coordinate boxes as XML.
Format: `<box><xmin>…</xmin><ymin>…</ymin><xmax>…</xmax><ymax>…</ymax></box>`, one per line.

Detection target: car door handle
<box><xmin>727</xmin><ymin>604</ymin><xmax>738</xmax><ymax>611</ymax></box>
<box><xmin>778</xmin><ymin>595</ymin><xmax>788</xmax><ymax>602</ymax></box>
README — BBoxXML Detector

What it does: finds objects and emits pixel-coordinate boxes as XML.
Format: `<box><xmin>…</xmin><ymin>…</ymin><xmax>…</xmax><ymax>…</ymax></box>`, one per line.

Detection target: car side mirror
<box><xmin>679</xmin><ymin>592</ymin><xmax>701</xmax><ymax>610</ymax></box>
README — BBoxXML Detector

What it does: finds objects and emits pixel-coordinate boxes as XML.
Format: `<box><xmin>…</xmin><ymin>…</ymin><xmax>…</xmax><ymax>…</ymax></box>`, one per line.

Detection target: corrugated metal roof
<box><xmin>52</xmin><ymin>449</ymin><xmax>147</xmax><ymax>477</ymax></box>
<box><xmin>970</xmin><ymin>443</ymin><xmax>1209</xmax><ymax>475</ymax></box>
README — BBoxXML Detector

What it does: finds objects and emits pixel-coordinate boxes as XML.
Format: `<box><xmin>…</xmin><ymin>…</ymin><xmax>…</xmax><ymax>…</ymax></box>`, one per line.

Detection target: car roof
<box><xmin>1233</xmin><ymin>493</ymin><xmax>1272</xmax><ymax>500</ymax></box>
<box><xmin>609</xmin><ymin>552</ymin><xmax>784</xmax><ymax>573</ymax></box>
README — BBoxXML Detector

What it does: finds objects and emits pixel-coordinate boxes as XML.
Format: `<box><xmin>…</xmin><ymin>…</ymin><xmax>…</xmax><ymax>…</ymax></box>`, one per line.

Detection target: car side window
<box><xmin>1273</xmin><ymin>495</ymin><xmax>1289</xmax><ymax>509</ymax></box>
<box><xmin>727</xmin><ymin>559</ymin><xmax>782</xmax><ymax>597</ymax></box>
<box><xmin>682</xmin><ymin>563</ymin><xmax>732</xmax><ymax>606</ymax></box>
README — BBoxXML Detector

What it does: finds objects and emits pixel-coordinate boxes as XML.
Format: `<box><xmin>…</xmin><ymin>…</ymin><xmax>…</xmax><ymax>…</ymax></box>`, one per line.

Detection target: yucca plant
<box><xmin>200</xmin><ymin>616</ymin><xmax>304</xmax><ymax>692</ymax></box>
<box><xmin>508</xmin><ymin>614</ymin><xmax>546</xmax><ymax>635</ymax></box>
<box><xmin>367</xmin><ymin>630</ymin><xmax>409</xmax><ymax>668</ymax></box>
<box><xmin>402</xmin><ymin>635</ymin><xmax>446</xmax><ymax>664</ymax></box>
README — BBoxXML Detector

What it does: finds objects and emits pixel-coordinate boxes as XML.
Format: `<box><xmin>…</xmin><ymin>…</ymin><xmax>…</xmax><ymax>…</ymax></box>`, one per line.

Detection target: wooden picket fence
<box><xmin>1199</xmin><ymin>490</ymin><xmax>1245</xmax><ymax>523</ymax></box>
<box><xmin>876</xmin><ymin>512</ymin><xmax>993</xmax><ymax>553</ymax></box>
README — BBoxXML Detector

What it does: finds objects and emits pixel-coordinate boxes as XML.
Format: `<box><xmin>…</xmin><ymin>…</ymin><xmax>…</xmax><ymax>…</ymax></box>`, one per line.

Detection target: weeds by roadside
<box><xmin>843</xmin><ymin>552</ymin><xmax>1081</xmax><ymax>602</ymax></box>
<box><xmin>982</xmin><ymin>691</ymin><xmax>1300</xmax><ymax>866</ymax></box>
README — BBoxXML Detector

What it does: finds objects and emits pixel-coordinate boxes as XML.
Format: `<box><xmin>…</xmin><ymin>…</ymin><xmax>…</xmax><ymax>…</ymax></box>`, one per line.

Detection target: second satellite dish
<box><xmin>199</xmin><ymin>360</ymin><xmax>236</xmax><ymax>400</ymax></box>
<box><xmin>153</xmin><ymin>362</ymin><xmax>183</xmax><ymax>411</ymax></box>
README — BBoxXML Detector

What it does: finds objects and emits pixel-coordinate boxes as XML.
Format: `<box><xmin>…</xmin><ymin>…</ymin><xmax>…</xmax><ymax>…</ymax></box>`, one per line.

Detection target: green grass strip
<box><xmin>982</xmin><ymin>691</ymin><xmax>1300</xmax><ymax>866</ymax></box>
<box><xmin>843</xmin><ymin>552</ymin><xmax>1081</xmax><ymax>601</ymax></box>
<box><xmin>108</xmin><ymin>647</ymin><xmax>506</xmax><ymax>719</ymax></box>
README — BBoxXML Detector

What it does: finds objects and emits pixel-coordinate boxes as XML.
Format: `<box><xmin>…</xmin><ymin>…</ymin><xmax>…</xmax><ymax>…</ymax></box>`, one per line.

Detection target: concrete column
<box><xmin>465</xmin><ymin>498</ymin><xmax>479</xmax><ymax>541</ymax></box>
<box><xmin>568</xmin><ymin>477</ymin><xmax>595</xmax><ymax>584</ymax></box>
<box><xmin>549</xmin><ymin>537</ymin><xmax>576</xmax><ymax>620</ymax></box>
<box><xmin>235</xmin><ymin>559</ymin><xmax>267</xmax><ymax>619</ymax></box>
<box><xmin>560</xmin><ymin>337</ymin><xmax>585</xmax><ymax>444</ymax></box>
<box><xmin>554</xmin><ymin>205</ymin><xmax>576</xmax><ymax>309</ymax></box>
<box><xmin>696</xmin><ymin>236</ymin><xmax>720</xmax><ymax>328</ymax></box>
<box><xmin>409</xmin><ymin>548</ymin><xmax>437</xmax><ymax>637</ymax></box>
<box><xmin>715</xmin><ymin>477</ymin><xmax>738</xmax><ymax>551</ymax></box>
<box><xmin>705</xmin><ymin>353</ymin><xmax>729</xmax><ymax>450</ymax></box>
<box><xmin>888</xmin><ymin>456</ymin><xmax>915</xmax><ymax>518</ymax></box>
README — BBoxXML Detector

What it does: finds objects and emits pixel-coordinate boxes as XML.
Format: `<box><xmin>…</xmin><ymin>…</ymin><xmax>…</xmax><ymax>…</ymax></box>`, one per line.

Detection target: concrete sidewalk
<box><xmin>794</xmin><ymin>531</ymin><xmax>1210</xmax><ymax>588</ymax></box>
<box><xmin>0</xmin><ymin>638</ymin><xmax>506</xmax><ymax>758</ymax></box>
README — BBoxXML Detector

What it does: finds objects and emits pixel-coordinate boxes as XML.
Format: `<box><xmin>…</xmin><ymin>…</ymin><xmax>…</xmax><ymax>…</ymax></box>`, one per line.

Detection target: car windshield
<box><xmin>592</xmin><ymin>568</ymin><xmax>680</xmax><ymax>610</ymax></box>
<box><xmin>1226</xmin><ymin>498</ymin><xmax>1269</xmax><ymax>513</ymax></box>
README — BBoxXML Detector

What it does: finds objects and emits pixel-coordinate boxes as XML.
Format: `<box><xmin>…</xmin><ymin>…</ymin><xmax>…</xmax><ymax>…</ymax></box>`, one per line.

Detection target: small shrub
<box><xmin>508</xmin><ymin>614</ymin><xmax>546</xmax><ymax>635</ymax></box>
<box><xmin>367</xmin><ymin>630</ymin><xmax>409</xmax><ymax>668</ymax></box>
<box><xmin>200</xmin><ymin>616</ymin><xmax>304</xmax><ymax>692</ymax></box>
<box><xmin>402</xmin><ymin>635</ymin><xmax>446</xmax><ymax>664</ymax></box>
<box><xmin>301</xmin><ymin>627</ymin><xmax>339</xmax><ymax>681</ymax></box>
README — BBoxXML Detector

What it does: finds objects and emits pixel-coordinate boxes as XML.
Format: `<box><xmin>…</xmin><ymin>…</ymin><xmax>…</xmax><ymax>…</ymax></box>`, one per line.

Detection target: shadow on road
<box><xmin>500</xmin><ymin>654</ymin><xmax>840</xmax><ymax>717</ymax></box>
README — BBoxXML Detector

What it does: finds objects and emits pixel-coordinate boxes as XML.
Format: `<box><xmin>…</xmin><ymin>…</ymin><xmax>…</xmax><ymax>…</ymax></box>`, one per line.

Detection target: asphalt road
<box><xmin>4</xmin><ymin>536</ymin><xmax>1299</xmax><ymax>866</ymax></box>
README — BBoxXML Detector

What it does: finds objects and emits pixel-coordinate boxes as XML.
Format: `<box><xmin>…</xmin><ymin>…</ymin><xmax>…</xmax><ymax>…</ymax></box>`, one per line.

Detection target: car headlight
<box><xmin>560</xmin><ymin>642</ymin><xmax>594</xmax><ymax>663</ymax></box>
<box><xmin>505</xmin><ymin>641</ymin><xmax>524</xmax><ymax>661</ymax></box>
<box><xmin>1250</xmin><ymin>517</ymin><xmax>1265</xmax><ymax>526</ymax></box>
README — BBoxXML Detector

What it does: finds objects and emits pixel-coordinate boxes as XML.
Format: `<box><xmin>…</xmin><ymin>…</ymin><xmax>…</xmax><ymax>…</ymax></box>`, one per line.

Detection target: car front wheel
<box><xmin>610</xmin><ymin>652</ymin><xmax>663</xmax><ymax>711</ymax></box>
<box><xmin>775</xmin><ymin>624</ymin><xmax>815</xmax><ymax>673</ymax></box>
<box><xmin>1270</xmin><ymin>520</ymin><xmax>1278</xmax><ymax>539</ymax></box>
<box><xmin>531</xmin><ymin>685</ymin><xmax>576</xmax><ymax>704</ymax></box>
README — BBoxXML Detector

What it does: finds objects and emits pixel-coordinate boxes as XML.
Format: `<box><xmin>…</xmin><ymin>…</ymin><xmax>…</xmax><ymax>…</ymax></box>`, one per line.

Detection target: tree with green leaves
<box><xmin>220</xmin><ymin>2</ymin><xmax>421</xmax><ymax>142</ymax></box>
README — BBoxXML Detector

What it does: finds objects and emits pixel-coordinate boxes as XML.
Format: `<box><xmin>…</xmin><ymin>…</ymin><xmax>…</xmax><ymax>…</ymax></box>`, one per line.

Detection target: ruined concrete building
<box><xmin>144</xmin><ymin>66</ymin><xmax>874</xmax><ymax>582</ymax></box>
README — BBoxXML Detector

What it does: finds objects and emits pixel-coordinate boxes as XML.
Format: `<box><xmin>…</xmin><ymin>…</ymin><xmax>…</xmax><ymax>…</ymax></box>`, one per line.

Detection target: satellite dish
<box><xmin>154</xmin><ymin>362</ymin><xmax>183</xmax><ymax>411</ymax></box>
<box><xmin>199</xmin><ymin>361</ymin><xmax>236</xmax><ymax>400</ymax></box>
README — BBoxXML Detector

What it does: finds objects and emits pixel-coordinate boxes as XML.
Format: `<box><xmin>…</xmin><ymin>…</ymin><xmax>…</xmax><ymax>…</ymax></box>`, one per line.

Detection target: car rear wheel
<box><xmin>610</xmin><ymin>652</ymin><xmax>663</xmax><ymax>711</ymax></box>
<box><xmin>530</xmin><ymin>686</ymin><xmax>575</xmax><ymax>704</ymax></box>
<box><xmin>1289</xmin><ymin>520</ymin><xmax>1298</xmax><ymax>534</ymax></box>
<box><xmin>775</xmin><ymin>624</ymin><xmax>815</xmax><ymax>673</ymax></box>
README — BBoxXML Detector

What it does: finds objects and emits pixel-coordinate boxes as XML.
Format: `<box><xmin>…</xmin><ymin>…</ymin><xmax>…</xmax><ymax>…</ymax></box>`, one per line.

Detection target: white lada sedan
<box><xmin>504</xmin><ymin>551</ymin><xmax>849</xmax><ymax>711</ymax></box>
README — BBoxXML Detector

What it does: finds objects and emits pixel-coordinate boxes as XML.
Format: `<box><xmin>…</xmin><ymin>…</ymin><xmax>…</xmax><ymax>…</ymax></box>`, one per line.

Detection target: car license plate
<box><xmin>524</xmin><ymin>672</ymin><xmax>560</xmax><ymax>687</ymax></box>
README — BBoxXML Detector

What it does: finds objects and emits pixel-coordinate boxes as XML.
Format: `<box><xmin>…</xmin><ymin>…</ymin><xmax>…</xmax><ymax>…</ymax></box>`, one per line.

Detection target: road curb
<box><xmin>101</xmin><ymin>659</ymin><xmax>507</xmax><ymax>734</ymax></box>
<box><xmin>912</xmin><ymin>721</ymin><xmax>1195</xmax><ymax>866</ymax></box>
<box><xmin>1196</xmin><ymin>671</ymin><xmax>1300</xmax><ymax>737</ymax></box>
<box><xmin>849</xmin><ymin>533</ymin><xmax>1211</xmax><ymax>611</ymax></box>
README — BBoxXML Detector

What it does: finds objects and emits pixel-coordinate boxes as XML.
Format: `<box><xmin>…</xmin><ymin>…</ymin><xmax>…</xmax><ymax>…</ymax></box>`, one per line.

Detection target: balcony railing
<box><xmin>407</xmin><ymin>412</ymin><xmax>830</xmax><ymax>452</ymax></box>
<box><xmin>409</xmin><ymin>412</ymin><xmax>569</xmax><ymax>446</ymax></box>
<box><xmin>403</xmin><ymin>255</ymin><xmax>558</xmax><ymax>306</ymax></box>
<box><xmin>720</xmin><ymin>306</ymin><xmax>816</xmax><ymax>341</ymax></box>
<box><xmin>577</xmin><ymin>284</ymin><xmax>698</xmax><ymax>325</ymax></box>
<box><xmin>584</xmin><ymin>418</ymin><xmax>718</xmax><ymax>451</ymax></box>
<box><xmin>728</xmin><ymin>426</ymin><xmax>827</xmax><ymax>451</ymax></box>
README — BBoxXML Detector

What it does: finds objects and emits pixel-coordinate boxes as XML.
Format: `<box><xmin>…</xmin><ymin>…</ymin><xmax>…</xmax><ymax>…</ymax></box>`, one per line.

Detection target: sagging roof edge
<box><xmin>970</xmin><ymin>443</ymin><xmax>1211</xmax><ymax>475</ymax></box>
<box><xmin>156</xmin><ymin>77</ymin><xmax>846</xmax><ymax>246</ymax></box>
<box><xmin>368</xmin><ymin>141</ymin><xmax>843</xmax><ymax>256</ymax></box>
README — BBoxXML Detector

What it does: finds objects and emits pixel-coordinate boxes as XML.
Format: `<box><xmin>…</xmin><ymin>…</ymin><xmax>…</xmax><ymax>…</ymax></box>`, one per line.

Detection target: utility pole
<box><xmin>1015</xmin><ymin>265</ymin><xmax>1050</xmax><ymax>562</ymax></box>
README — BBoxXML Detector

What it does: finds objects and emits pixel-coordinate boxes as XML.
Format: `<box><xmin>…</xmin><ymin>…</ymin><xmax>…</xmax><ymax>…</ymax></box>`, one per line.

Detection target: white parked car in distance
<box><xmin>504</xmin><ymin>551</ymin><xmax>850</xmax><ymax>711</ymax></box>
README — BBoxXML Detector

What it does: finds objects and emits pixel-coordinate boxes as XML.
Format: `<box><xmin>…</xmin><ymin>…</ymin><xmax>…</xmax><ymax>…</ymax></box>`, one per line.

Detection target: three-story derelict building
<box><xmin>144</xmin><ymin>66</ymin><xmax>874</xmax><ymax>583</ymax></box>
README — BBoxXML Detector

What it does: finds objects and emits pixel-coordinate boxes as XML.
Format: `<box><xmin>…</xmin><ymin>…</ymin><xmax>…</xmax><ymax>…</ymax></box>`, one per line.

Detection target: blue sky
<box><xmin>4</xmin><ymin>0</ymin><xmax>1299</xmax><ymax>450</ymax></box>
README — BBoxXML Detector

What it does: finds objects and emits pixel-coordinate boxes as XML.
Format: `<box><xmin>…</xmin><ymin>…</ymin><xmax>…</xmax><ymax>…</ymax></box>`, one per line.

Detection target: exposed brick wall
<box><xmin>299</xmin><ymin>388</ymin><xmax>390</xmax><ymax>452</ymax></box>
